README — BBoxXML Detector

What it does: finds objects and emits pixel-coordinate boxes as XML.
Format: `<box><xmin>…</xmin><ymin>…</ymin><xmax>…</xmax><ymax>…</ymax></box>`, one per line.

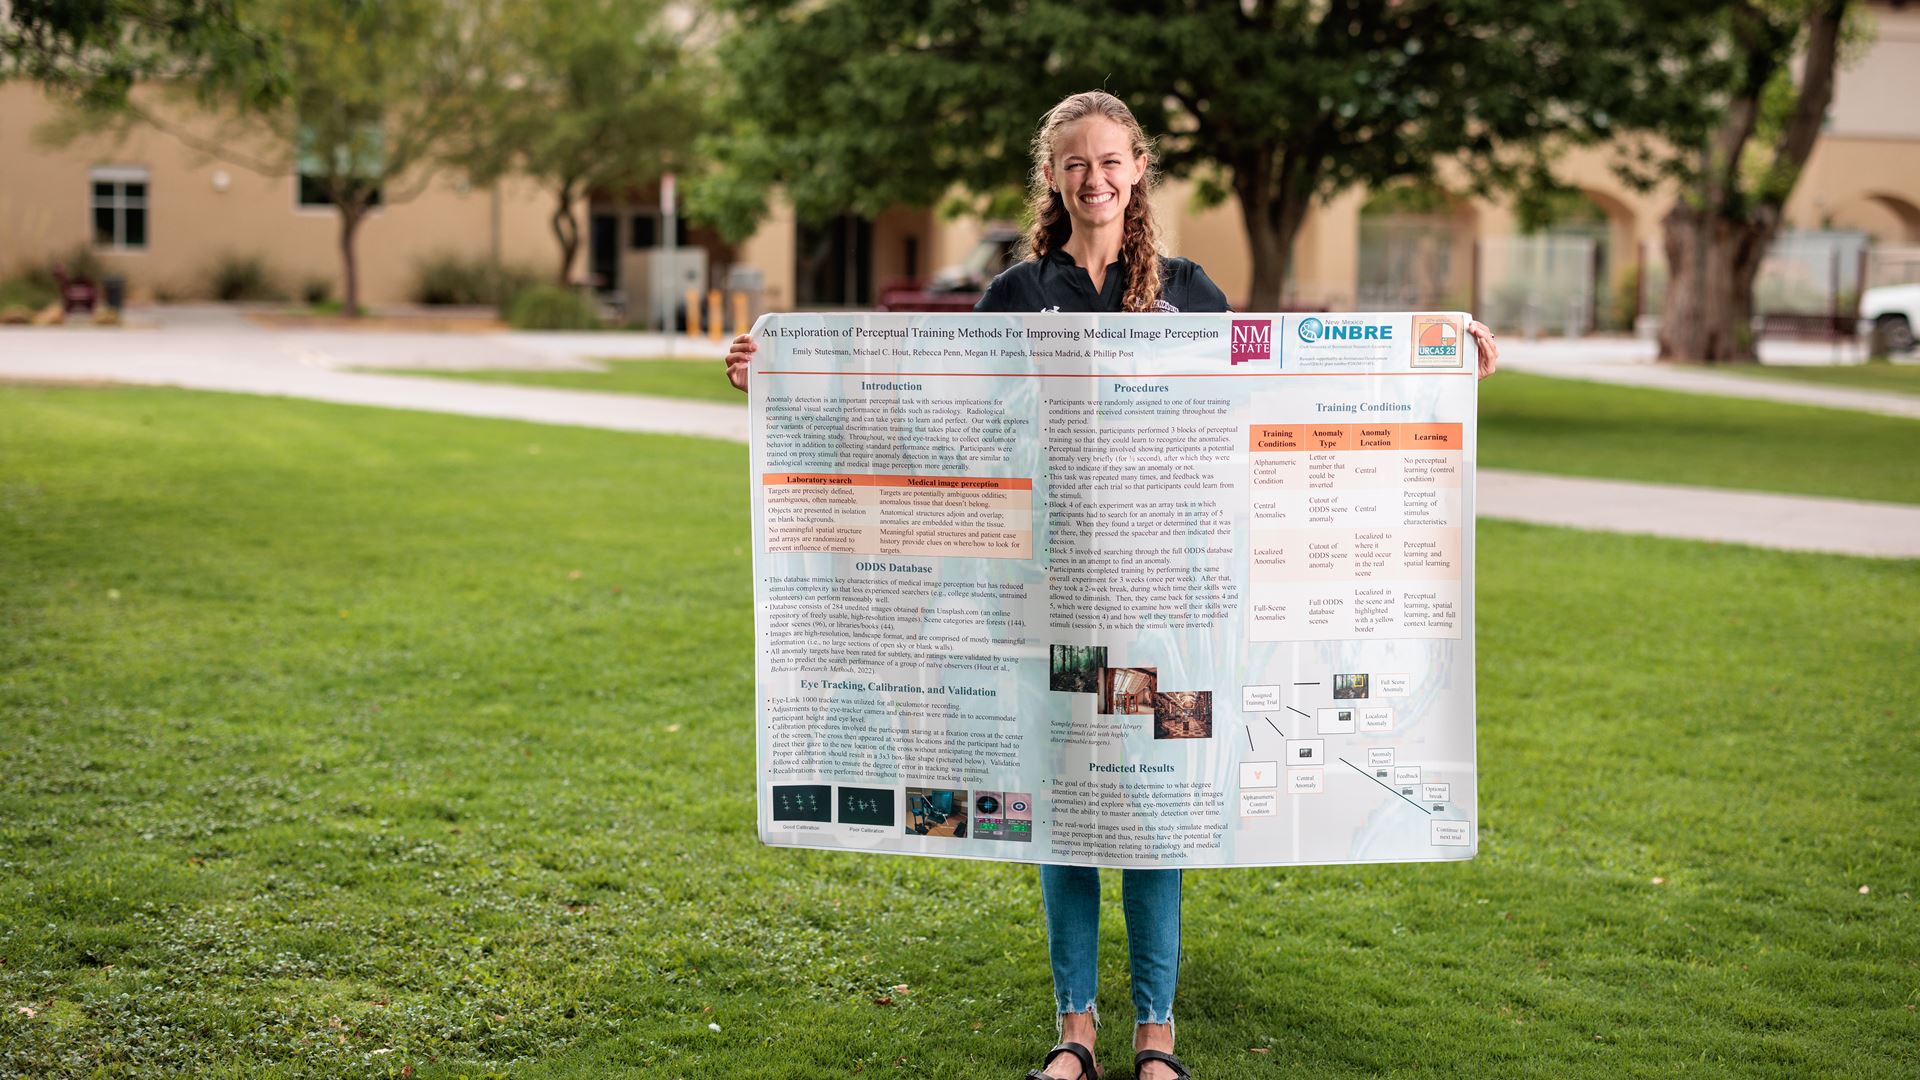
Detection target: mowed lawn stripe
<box><xmin>396</xmin><ymin>361</ymin><xmax>1920</xmax><ymax>505</ymax></box>
<box><xmin>1720</xmin><ymin>360</ymin><xmax>1920</xmax><ymax>399</ymax></box>
<box><xmin>1479</xmin><ymin>372</ymin><xmax>1920</xmax><ymax>504</ymax></box>
<box><xmin>0</xmin><ymin>385</ymin><xmax>1914</xmax><ymax>1079</ymax></box>
<box><xmin>376</xmin><ymin>356</ymin><xmax>747</xmax><ymax>404</ymax></box>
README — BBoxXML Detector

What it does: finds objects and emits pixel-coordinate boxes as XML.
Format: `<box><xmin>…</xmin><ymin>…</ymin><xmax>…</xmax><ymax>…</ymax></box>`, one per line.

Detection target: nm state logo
<box><xmin>1412</xmin><ymin>314</ymin><xmax>1465</xmax><ymax>367</ymax></box>
<box><xmin>1230</xmin><ymin>320</ymin><xmax>1271</xmax><ymax>364</ymax></box>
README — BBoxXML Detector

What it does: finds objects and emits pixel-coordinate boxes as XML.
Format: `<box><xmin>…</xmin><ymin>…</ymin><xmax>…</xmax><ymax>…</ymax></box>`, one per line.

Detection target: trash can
<box><xmin>103</xmin><ymin>274</ymin><xmax>126</xmax><ymax>312</ymax></box>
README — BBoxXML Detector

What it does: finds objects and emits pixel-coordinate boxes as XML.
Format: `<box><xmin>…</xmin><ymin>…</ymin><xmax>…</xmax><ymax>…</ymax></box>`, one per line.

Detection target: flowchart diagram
<box><xmin>1236</xmin><ymin>671</ymin><xmax>1471</xmax><ymax>849</ymax></box>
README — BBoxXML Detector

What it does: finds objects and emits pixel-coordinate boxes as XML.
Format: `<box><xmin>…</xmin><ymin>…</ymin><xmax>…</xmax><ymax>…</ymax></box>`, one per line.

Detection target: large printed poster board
<box><xmin>750</xmin><ymin>311</ymin><xmax>1477</xmax><ymax>868</ymax></box>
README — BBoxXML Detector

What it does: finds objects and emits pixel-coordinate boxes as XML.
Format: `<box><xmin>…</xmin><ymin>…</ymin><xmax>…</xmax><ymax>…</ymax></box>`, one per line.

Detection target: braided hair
<box><xmin>1021</xmin><ymin>91</ymin><xmax>1163</xmax><ymax>313</ymax></box>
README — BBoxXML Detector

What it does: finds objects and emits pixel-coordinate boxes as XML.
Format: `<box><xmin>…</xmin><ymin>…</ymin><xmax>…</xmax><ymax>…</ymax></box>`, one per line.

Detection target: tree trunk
<box><xmin>1234</xmin><ymin>173</ymin><xmax>1311</xmax><ymax>312</ymax></box>
<box><xmin>1657</xmin><ymin>0</ymin><xmax>1849</xmax><ymax>364</ymax></box>
<box><xmin>551</xmin><ymin>185</ymin><xmax>580</xmax><ymax>287</ymax></box>
<box><xmin>1659</xmin><ymin>202</ymin><xmax>1777</xmax><ymax>363</ymax></box>
<box><xmin>1657</xmin><ymin>203</ymin><xmax>1777</xmax><ymax>363</ymax></box>
<box><xmin>338</xmin><ymin>204</ymin><xmax>366</xmax><ymax>318</ymax></box>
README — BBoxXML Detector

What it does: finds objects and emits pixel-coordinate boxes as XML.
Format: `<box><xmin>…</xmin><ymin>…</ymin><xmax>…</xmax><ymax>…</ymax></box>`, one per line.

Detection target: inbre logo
<box><xmin>1230</xmin><ymin>320</ymin><xmax>1271</xmax><ymax>364</ymax></box>
<box><xmin>1301</xmin><ymin>317</ymin><xmax>1393</xmax><ymax>343</ymax></box>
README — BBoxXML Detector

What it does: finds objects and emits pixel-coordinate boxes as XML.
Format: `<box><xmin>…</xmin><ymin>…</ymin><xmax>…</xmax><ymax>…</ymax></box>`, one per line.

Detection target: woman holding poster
<box><xmin>727</xmin><ymin>91</ymin><xmax>1497</xmax><ymax>1080</ymax></box>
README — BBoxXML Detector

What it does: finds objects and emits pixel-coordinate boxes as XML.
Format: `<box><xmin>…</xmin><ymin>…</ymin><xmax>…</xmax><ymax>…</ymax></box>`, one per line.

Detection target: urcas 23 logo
<box><xmin>1230</xmin><ymin>320</ymin><xmax>1270</xmax><ymax>364</ymax></box>
<box><xmin>1411</xmin><ymin>314</ymin><xmax>1464</xmax><ymax>367</ymax></box>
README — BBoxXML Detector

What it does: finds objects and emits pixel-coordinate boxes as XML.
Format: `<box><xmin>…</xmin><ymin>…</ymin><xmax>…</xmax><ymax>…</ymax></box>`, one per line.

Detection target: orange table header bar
<box><xmin>1248</xmin><ymin>422</ymin><xmax>1462</xmax><ymax>452</ymax></box>
<box><xmin>1400</xmin><ymin>423</ymin><xmax>1463</xmax><ymax>450</ymax></box>
<box><xmin>763</xmin><ymin>472</ymin><xmax>1032</xmax><ymax>491</ymax></box>
<box><xmin>1250</xmin><ymin>424</ymin><xmax>1306</xmax><ymax>451</ymax></box>
<box><xmin>762</xmin><ymin>472</ymin><xmax>858</xmax><ymax>486</ymax></box>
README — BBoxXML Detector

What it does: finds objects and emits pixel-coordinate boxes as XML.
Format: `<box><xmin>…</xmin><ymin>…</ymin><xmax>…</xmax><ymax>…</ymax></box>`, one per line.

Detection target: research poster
<box><xmin>750</xmin><ymin>310</ymin><xmax>1477</xmax><ymax>868</ymax></box>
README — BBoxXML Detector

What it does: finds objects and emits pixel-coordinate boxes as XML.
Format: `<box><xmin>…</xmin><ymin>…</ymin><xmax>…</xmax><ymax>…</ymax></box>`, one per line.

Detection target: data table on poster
<box><xmin>1246</xmin><ymin>421</ymin><xmax>1464</xmax><ymax>641</ymax></box>
<box><xmin>761</xmin><ymin>472</ymin><xmax>1034</xmax><ymax>559</ymax></box>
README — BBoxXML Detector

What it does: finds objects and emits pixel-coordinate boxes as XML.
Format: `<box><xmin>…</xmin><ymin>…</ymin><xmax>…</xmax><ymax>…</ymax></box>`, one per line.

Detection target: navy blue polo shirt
<box><xmin>974</xmin><ymin>249</ymin><xmax>1230</xmax><ymax>314</ymax></box>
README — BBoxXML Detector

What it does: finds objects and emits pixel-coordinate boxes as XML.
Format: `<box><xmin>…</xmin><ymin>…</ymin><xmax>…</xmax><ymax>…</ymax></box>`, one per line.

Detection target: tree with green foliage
<box><xmin>0</xmin><ymin>0</ymin><xmax>282</xmax><ymax>109</ymax></box>
<box><xmin>454</xmin><ymin>0</ymin><xmax>708</xmax><ymax>288</ymax></box>
<box><xmin>693</xmin><ymin>0</ymin><xmax>1702</xmax><ymax>310</ymax></box>
<box><xmin>1629</xmin><ymin>1</ymin><xmax>1855</xmax><ymax>364</ymax></box>
<box><xmin>6</xmin><ymin>0</ymin><xmax>504</xmax><ymax>316</ymax></box>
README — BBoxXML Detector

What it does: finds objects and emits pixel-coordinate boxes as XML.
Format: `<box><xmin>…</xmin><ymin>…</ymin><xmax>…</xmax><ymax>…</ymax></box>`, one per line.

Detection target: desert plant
<box><xmin>205</xmin><ymin>253</ymin><xmax>284</xmax><ymax>302</ymax></box>
<box><xmin>0</xmin><ymin>271</ymin><xmax>58</xmax><ymax>311</ymax></box>
<box><xmin>1609</xmin><ymin>265</ymin><xmax>1641</xmax><ymax>333</ymax></box>
<box><xmin>412</xmin><ymin>253</ymin><xmax>492</xmax><ymax>305</ymax></box>
<box><xmin>44</xmin><ymin>245</ymin><xmax>108</xmax><ymax>284</ymax></box>
<box><xmin>413</xmin><ymin>253</ymin><xmax>542</xmax><ymax>307</ymax></box>
<box><xmin>301</xmin><ymin>276</ymin><xmax>334</xmax><ymax>306</ymax></box>
<box><xmin>504</xmin><ymin>284</ymin><xmax>599</xmax><ymax>330</ymax></box>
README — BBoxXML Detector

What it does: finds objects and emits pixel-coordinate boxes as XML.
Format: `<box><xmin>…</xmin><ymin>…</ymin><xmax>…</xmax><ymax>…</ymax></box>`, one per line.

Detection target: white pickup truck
<box><xmin>1861</xmin><ymin>283</ymin><xmax>1920</xmax><ymax>354</ymax></box>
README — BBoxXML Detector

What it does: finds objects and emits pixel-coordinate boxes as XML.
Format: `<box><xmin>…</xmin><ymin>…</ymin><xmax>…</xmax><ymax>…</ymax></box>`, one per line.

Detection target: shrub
<box><xmin>412</xmin><ymin>253</ymin><xmax>542</xmax><ymax>307</ymax></box>
<box><xmin>46</xmin><ymin>245</ymin><xmax>107</xmax><ymax>283</ymax></box>
<box><xmin>0</xmin><ymin>245</ymin><xmax>106</xmax><ymax>310</ymax></box>
<box><xmin>301</xmin><ymin>276</ymin><xmax>334</xmax><ymax>306</ymax></box>
<box><xmin>0</xmin><ymin>273</ymin><xmax>57</xmax><ymax>311</ymax></box>
<box><xmin>504</xmin><ymin>285</ymin><xmax>600</xmax><ymax>330</ymax></box>
<box><xmin>1608</xmin><ymin>265</ymin><xmax>1641</xmax><ymax>333</ymax></box>
<box><xmin>205</xmin><ymin>253</ymin><xmax>284</xmax><ymax>302</ymax></box>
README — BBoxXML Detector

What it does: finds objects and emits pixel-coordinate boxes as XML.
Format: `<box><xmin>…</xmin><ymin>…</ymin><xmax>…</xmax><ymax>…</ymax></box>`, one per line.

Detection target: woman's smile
<box><xmin>1047</xmin><ymin>115</ymin><xmax>1145</xmax><ymax>236</ymax></box>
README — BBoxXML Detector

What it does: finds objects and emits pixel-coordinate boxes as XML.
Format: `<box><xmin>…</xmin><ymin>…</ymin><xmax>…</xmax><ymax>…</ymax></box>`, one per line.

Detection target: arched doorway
<box><xmin>1825</xmin><ymin>191</ymin><xmax>1920</xmax><ymax>244</ymax></box>
<box><xmin>1355</xmin><ymin>181</ymin><xmax>1476</xmax><ymax>311</ymax></box>
<box><xmin>1482</xmin><ymin>188</ymin><xmax>1637</xmax><ymax>335</ymax></box>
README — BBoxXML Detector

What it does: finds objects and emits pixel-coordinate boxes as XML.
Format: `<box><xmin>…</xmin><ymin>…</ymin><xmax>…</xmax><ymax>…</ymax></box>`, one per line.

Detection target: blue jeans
<box><xmin>1039</xmin><ymin>866</ymin><xmax>1181</xmax><ymax>1025</ymax></box>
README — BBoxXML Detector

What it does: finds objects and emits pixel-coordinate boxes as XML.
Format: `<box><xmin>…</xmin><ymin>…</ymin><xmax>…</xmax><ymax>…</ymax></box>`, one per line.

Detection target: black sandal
<box><xmin>1134</xmin><ymin>1048</ymin><xmax>1192</xmax><ymax>1080</ymax></box>
<box><xmin>1025</xmin><ymin>1040</ymin><xmax>1099</xmax><ymax>1079</ymax></box>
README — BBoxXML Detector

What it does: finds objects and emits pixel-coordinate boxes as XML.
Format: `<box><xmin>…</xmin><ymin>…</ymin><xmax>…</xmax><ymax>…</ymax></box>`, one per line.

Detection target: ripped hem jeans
<box><xmin>1039</xmin><ymin>865</ymin><xmax>1181</xmax><ymax>1026</ymax></box>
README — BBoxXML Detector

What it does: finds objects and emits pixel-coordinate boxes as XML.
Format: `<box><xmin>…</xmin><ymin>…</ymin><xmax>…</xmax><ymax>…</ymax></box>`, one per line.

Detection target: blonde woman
<box><xmin>727</xmin><ymin>91</ymin><xmax>1497</xmax><ymax>1080</ymax></box>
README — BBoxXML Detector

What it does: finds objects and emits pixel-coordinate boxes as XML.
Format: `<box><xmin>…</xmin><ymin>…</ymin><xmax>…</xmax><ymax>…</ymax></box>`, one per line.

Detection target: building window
<box><xmin>295</xmin><ymin>121</ymin><xmax>384</xmax><ymax>209</ymax></box>
<box><xmin>297</xmin><ymin>173</ymin><xmax>383</xmax><ymax>209</ymax></box>
<box><xmin>628</xmin><ymin>212</ymin><xmax>688</xmax><ymax>249</ymax></box>
<box><xmin>91</xmin><ymin>167</ymin><xmax>149</xmax><ymax>249</ymax></box>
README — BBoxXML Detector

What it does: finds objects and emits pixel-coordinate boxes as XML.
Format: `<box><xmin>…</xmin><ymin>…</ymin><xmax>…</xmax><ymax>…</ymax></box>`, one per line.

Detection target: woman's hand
<box><xmin>724</xmin><ymin>333</ymin><xmax>756</xmax><ymax>392</ymax></box>
<box><xmin>1468</xmin><ymin>321</ymin><xmax>1498</xmax><ymax>380</ymax></box>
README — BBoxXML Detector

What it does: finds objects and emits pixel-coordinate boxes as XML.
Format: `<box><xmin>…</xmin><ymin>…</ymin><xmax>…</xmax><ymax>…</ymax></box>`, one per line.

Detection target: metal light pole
<box><xmin>660</xmin><ymin>171</ymin><xmax>677</xmax><ymax>358</ymax></box>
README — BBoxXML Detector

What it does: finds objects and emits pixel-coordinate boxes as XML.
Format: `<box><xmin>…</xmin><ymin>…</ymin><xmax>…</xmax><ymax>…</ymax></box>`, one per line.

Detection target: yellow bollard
<box><xmin>708</xmin><ymin>290</ymin><xmax>724</xmax><ymax>340</ymax></box>
<box><xmin>732</xmin><ymin>291</ymin><xmax>749</xmax><ymax>337</ymax></box>
<box><xmin>685</xmin><ymin>288</ymin><xmax>702</xmax><ymax>338</ymax></box>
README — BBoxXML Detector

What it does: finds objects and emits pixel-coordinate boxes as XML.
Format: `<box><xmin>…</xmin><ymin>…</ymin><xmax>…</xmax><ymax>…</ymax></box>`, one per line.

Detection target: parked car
<box><xmin>877</xmin><ymin>227</ymin><xmax>1022</xmax><ymax>312</ymax></box>
<box><xmin>1861</xmin><ymin>282</ymin><xmax>1920</xmax><ymax>354</ymax></box>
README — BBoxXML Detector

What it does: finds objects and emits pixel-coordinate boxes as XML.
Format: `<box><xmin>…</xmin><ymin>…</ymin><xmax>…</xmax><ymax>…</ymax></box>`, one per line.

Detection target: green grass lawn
<box><xmin>384</xmin><ymin>357</ymin><xmax>745</xmax><ymax>404</ymax></box>
<box><xmin>396</xmin><ymin>361</ymin><xmax>1920</xmax><ymax>505</ymax></box>
<box><xmin>2</xmin><ymin>386</ymin><xmax>1916</xmax><ymax>1079</ymax></box>
<box><xmin>1722</xmin><ymin>360</ymin><xmax>1920</xmax><ymax>398</ymax></box>
<box><xmin>1479</xmin><ymin>372</ymin><xmax>1920</xmax><ymax>504</ymax></box>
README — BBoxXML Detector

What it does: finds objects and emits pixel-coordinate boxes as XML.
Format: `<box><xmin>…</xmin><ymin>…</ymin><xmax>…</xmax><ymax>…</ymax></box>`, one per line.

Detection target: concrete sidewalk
<box><xmin>1499</xmin><ymin>336</ymin><xmax>1920</xmax><ymax>420</ymax></box>
<box><xmin>3</xmin><ymin>321</ymin><xmax>1916</xmax><ymax>559</ymax></box>
<box><xmin>1476</xmin><ymin>471</ymin><xmax>1920</xmax><ymax>558</ymax></box>
<box><xmin>0</xmin><ymin>332</ymin><xmax>748</xmax><ymax>442</ymax></box>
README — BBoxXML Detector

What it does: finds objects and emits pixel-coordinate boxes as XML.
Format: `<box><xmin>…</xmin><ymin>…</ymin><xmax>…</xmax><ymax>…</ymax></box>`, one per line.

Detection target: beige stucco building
<box><xmin>0</xmin><ymin>83</ymin><xmax>574</xmax><ymax>307</ymax></box>
<box><xmin>3</xmin><ymin>1</ymin><xmax>1916</xmax><ymax>322</ymax></box>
